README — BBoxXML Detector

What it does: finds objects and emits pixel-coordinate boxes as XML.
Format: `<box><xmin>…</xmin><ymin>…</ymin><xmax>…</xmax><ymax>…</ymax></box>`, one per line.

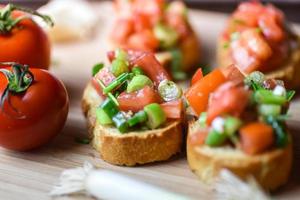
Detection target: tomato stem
<box><xmin>0</xmin><ymin>62</ymin><xmax>34</xmax><ymax>118</ymax></box>
<box><xmin>0</xmin><ymin>4</ymin><xmax>53</xmax><ymax>34</ymax></box>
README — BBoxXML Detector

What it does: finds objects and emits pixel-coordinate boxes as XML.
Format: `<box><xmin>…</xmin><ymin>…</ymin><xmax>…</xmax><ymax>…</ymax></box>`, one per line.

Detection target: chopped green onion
<box><xmin>224</xmin><ymin>116</ymin><xmax>242</xmax><ymax>136</ymax></box>
<box><xmin>258</xmin><ymin>104</ymin><xmax>281</xmax><ymax>117</ymax></box>
<box><xmin>100</xmin><ymin>98</ymin><xmax>119</xmax><ymax>118</ymax></box>
<box><xmin>158</xmin><ymin>80</ymin><xmax>182</xmax><ymax>102</ymax></box>
<box><xmin>128</xmin><ymin>111</ymin><xmax>148</xmax><ymax>127</ymax></box>
<box><xmin>111</xmin><ymin>59</ymin><xmax>129</xmax><ymax>77</ymax></box>
<box><xmin>205</xmin><ymin>129</ymin><xmax>227</xmax><ymax>147</ymax></box>
<box><xmin>254</xmin><ymin>89</ymin><xmax>287</xmax><ymax>105</ymax></box>
<box><xmin>144</xmin><ymin>103</ymin><xmax>166</xmax><ymax>129</ymax></box>
<box><xmin>115</xmin><ymin>48</ymin><xmax>128</xmax><ymax>60</ymax></box>
<box><xmin>96</xmin><ymin>107</ymin><xmax>113</xmax><ymax>125</ymax></box>
<box><xmin>132</xmin><ymin>66</ymin><xmax>144</xmax><ymax>75</ymax></box>
<box><xmin>92</xmin><ymin>63</ymin><xmax>104</xmax><ymax>77</ymax></box>
<box><xmin>198</xmin><ymin>112</ymin><xmax>207</xmax><ymax>128</ymax></box>
<box><xmin>170</xmin><ymin>49</ymin><xmax>187</xmax><ymax>81</ymax></box>
<box><xmin>112</xmin><ymin>112</ymin><xmax>129</xmax><ymax>133</ymax></box>
<box><xmin>127</xmin><ymin>75</ymin><xmax>153</xmax><ymax>93</ymax></box>
<box><xmin>286</xmin><ymin>90</ymin><xmax>296</xmax><ymax>101</ymax></box>
<box><xmin>103</xmin><ymin>73</ymin><xmax>130</xmax><ymax>94</ymax></box>
<box><xmin>265</xmin><ymin>116</ymin><xmax>288</xmax><ymax>148</ymax></box>
<box><xmin>154</xmin><ymin>23</ymin><xmax>179</xmax><ymax>49</ymax></box>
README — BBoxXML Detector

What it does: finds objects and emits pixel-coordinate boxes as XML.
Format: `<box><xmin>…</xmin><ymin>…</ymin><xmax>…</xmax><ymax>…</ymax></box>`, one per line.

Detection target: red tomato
<box><xmin>221</xmin><ymin>64</ymin><xmax>245</xmax><ymax>85</ymax></box>
<box><xmin>0</xmin><ymin>65</ymin><xmax>69</xmax><ymax>150</ymax></box>
<box><xmin>240</xmin><ymin>122</ymin><xmax>274</xmax><ymax>155</ymax></box>
<box><xmin>160</xmin><ymin>99</ymin><xmax>184</xmax><ymax>119</ymax></box>
<box><xmin>206</xmin><ymin>82</ymin><xmax>250</xmax><ymax>124</ymax></box>
<box><xmin>117</xmin><ymin>86</ymin><xmax>161</xmax><ymax>112</ymax></box>
<box><xmin>131</xmin><ymin>52</ymin><xmax>170</xmax><ymax>86</ymax></box>
<box><xmin>127</xmin><ymin>30</ymin><xmax>159</xmax><ymax>52</ymax></box>
<box><xmin>191</xmin><ymin>68</ymin><xmax>203</xmax><ymax>85</ymax></box>
<box><xmin>92</xmin><ymin>67</ymin><xmax>115</xmax><ymax>96</ymax></box>
<box><xmin>188</xmin><ymin>128</ymin><xmax>208</xmax><ymax>146</ymax></box>
<box><xmin>185</xmin><ymin>69</ymin><xmax>227</xmax><ymax>116</ymax></box>
<box><xmin>110</xmin><ymin>18</ymin><xmax>134</xmax><ymax>44</ymax></box>
<box><xmin>0</xmin><ymin>9</ymin><xmax>51</xmax><ymax>70</ymax></box>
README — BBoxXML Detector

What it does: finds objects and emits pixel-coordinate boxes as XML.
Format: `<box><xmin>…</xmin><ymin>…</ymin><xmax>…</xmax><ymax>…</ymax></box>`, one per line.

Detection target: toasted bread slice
<box><xmin>82</xmin><ymin>83</ymin><xmax>183</xmax><ymax>166</ymax></box>
<box><xmin>217</xmin><ymin>37</ymin><xmax>300</xmax><ymax>89</ymax></box>
<box><xmin>187</xmin><ymin>121</ymin><xmax>292</xmax><ymax>191</ymax></box>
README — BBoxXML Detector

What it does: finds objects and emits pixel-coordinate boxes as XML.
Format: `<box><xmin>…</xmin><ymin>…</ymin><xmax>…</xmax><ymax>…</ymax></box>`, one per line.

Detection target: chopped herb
<box><xmin>265</xmin><ymin>116</ymin><xmax>288</xmax><ymax>148</ymax></box>
<box><xmin>75</xmin><ymin>137</ymin><xmax>90</xmax><ymax>144</ymax></box>
<box><xmin>255</xmin><ymin>27</ymin><xmax>262</xmax><ymax>33</ymax></box>
<box><xmin>286</xmin><ymin>90</ymin><xmax>296</xmax><ymax>101</ymax></box>
<box><xmin>223</xmin><ymin>42</ymin><xmax>230</xmax><ymax>49</ymax></box>
<box><xmin>233</xmin><ymin>18</ymin><xmax>245</xmax><ymax>25</ymax></box>
<box><xmin>170</xmin><ymin>49</ymin><xmax>187</xmax><ymax>80</ymax></box>
<box><xmin>92</xmin><ymin>63</ymin><xmax>104</xmax><ymax>77</ymax></box>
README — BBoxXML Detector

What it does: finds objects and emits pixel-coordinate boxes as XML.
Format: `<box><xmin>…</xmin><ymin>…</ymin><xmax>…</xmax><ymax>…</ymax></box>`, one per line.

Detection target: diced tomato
<box><xmin>111</xmin><ymin>18</ymin><xmax>134</xmax><ymax>43</ymax></box>
<box><xmin>191</xmin><ymin>68</ymin><xmax>203</xmax><ymax>85</ymax></box>
<box><xmin>91</xmin><ymin>67</ymin><xmax>115</xmax><ymax>96</ymax></box>
<box><xmin>132</xmin><ymin>52</ymin><xmax>170</xmax><ymax>86</ymax></box>
<box><xmin>117</xmin><ymin>86</ymin><xmax>161</xmax><ymax>112</ymax></box>
<box><xmin>258</xmin><ymin>13</ymin><xmax>284</xmax><ymax>42</ymax></box>
<box><xmin>127</xmin><ymin>30</ymin><xmax>159</xmax><ymax>52</ymax></box>
<box><xmin>133</xmin><ymin>0</ymin><xmax>164</xmax><ymax>25</ymax></box>
<box><xmin>165</xmin><ymin>1</ymin><xmax>189</xmax><ymax>38</ymax></box>
<box><xmin>206</xmin><ymin>82</ymin><xmax>250</xmax><ymax>124</ymax></box>
<box><xmin>185</xmin><ymin>69</ymin><xmax>227</xmax><ymax>116</ymax></box>
<box><xmin>240</xmin><ymin>122</ymin><xmax>274</xmax><ymax>155</ymax></box>
<box><xmin>160</xmin><ymin>99</ymin><xmax>184</xmax><ymax>119</ymax></box>
<box><xmin>221</xmin><ymin>64</ymin><xmax>245</xmax><ymax>85</ymax></box>
<box><xmin>189</xmin><ymin>128</ymin><xmax>209</xmax><ymax>146</ymax></box>
<box><xmin>133</xmin><ymin>13</ymin><xmax>152</xmax><ymax>32</ymax></box>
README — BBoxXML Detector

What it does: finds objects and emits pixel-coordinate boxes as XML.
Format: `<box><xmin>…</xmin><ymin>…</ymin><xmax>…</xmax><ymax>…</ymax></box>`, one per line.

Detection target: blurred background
<box><xmin>1</xmin><ymin>0</ymin><xmax>300</xmax><ymax>23</ymax></box>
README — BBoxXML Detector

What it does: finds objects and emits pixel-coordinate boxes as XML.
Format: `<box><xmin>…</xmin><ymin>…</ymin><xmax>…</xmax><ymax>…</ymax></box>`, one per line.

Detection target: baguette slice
<box><xmin>187</xmin><ymin>121</ymin><xmax>292</xmax><ymax>191</ymax></box>
<box><xmin>217</xmin><ymin>37</ymin><xmax>300</xmax><ymax>89</ymax></box>
<box><xmin>82</xmin><ymin>83</ymin><xmax>183</xmax><ymax>166</ymax></box>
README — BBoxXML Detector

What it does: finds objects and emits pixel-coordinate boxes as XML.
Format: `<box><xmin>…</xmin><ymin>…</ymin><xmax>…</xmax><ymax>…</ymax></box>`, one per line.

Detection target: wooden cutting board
<box><xmin>0</xmin><ymin>2</ymin><xmax>300</xmax><ymax>200</ymax></box>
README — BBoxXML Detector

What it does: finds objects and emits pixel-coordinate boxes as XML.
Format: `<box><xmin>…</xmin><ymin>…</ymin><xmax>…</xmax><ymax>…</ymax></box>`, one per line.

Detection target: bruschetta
<box><xmin>185</xmin><ymin>65</ymin><xmax>295</xmax><ymax>190</ymax></box>
<box><xmin>82</xmin><ymin>49</ymin><xmax>184</xmax><ymax>166</ymax></box>
<box><xmin>110</xmin><ymin>0</ymin><xmax>200</xmax><ymax>80</ymax></box>
<box><xmin>217</xmin><ymin>1</ymin><xmax>300</xmax><ymax>89</ymax></box>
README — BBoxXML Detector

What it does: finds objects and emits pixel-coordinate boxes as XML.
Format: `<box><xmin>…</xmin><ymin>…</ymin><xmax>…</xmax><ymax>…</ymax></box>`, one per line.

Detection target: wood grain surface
<box><xmin>0</xmin><ymin>2</ymin><xmax>299</xmax><ymax>200</ymax></box>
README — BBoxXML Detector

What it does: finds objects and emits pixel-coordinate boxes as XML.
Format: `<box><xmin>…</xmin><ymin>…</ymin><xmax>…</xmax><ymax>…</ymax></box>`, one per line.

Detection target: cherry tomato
<box><xmin>0</xmin><ymin>64</ymin><xmax>69</xmax><ymax>150</ymax></box>
<box><xmin>117</xmin><ymin>86</ymin><xmax>161</xmax><ymax>112</ymax></box>
<box><xmin>0</xmin><ymin>6</ymin><xmax>52</xmax><ymax>70</ymax></box>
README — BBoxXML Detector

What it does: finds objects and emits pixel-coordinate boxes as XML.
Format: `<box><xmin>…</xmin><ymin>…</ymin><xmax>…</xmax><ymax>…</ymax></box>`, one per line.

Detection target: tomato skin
<box><xmin>117</xmin><ymin>86</ymin><xmax>161</xmax><ymax>112</ymax></box>
<box><xmin>0</xmin><ymin>13</ymin><xmax>51</xmax><ymax>70</ymax></box>
<box><xmin>0</xmin><ymin>68</ymin><xmax>69</xmax><ymax>150</ymax></box>
<box><xmin>185</xmin><ymin>69</ymin><xmax>227</xmax><ymax>116</ymax></box>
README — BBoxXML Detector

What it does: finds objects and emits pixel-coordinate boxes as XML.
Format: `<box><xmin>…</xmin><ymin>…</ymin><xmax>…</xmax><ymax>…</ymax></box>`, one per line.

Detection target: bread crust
<box><xmin>82</xmin><ymin>83</ymin><xmax>183</xmax><ymax>166</ymax></box>
<box><xmin>217</xmin><ymin>36</ymin><xmax>300</xmax><ymax>89</ymax></box>
<box><xmin>187</xmin><ymin>121</ymin><xmax>292</xmax><ymax>191</ymax></box>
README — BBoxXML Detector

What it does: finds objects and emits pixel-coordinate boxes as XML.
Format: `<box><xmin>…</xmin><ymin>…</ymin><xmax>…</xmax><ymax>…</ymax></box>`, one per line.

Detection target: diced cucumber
<box><xmin>96</xmin><ymin>107</ymin><xmax>113</xmax><ymax>125</ymax></box>
<box><xmin>144</xmin><ymin>103</ymin><xmax>166</xmax><ymax>129</ymax></box>
<box><xmin>127</xmin><ymin>75</ymin><xmax>153</xmax><ymax>93</ymax></box>
<box><xmin>205</xmin><ymin>129</ymin><xmax>227</xmax><ymax>147</ymax></box>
